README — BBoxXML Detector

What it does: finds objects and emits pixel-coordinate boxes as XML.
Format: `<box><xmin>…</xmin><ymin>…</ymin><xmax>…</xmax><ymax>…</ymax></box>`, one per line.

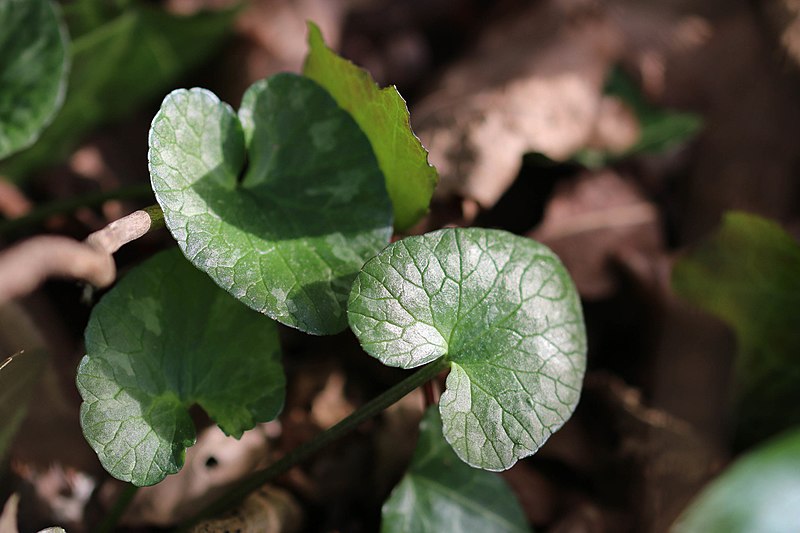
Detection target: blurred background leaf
<box><xmin>0</xmin><ymin>0</ymin><xmax>237</xmax><ymax>181</ymax></box>
<box><xmin>673</xmin><ymin>211</ymin><xmax>800</xmax><ymax>448</ymax></box>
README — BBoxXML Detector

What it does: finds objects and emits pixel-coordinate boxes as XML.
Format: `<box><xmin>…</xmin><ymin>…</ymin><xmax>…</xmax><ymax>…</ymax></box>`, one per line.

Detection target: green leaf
<box><xmin>303</xmin><ymin>22</ymin><xmax>438</xmax><ymax>231</ymax></box>
<box><xmin>672</xmin><ymin>212</ymin><xmax>800</xmax><ymax>446</ymax></box>
<box><xmin>349</xmin><ymin>228</ymin><xmax>586</xmax><ymax>470</ymax></box>
<box><xmin>382</xmin><ymin>406</ymin><xmax>530</xmax><ymax>533</ymax></box>
<box><xmin>0</xmin><ymin>350</ymin><xmax>48</xmax><ymax>462</ymax></box>
<box><xmin>1</xmin><ymin>2</ymin><xmax>235</xmax><ymax>180</ymax></box>
<box><xmin>77</xmin><ymin>249</ymin><xmax>284</xmax><ymax>486</ymax></box>
<box><xmin>149</xmin><ymin>73</ymin><xmax>393</xmax><ymax>335</ymax></box>
<box><xmin>0</xmin><ymin>0</ymin><xmax>69</xmax><ymax>159</ymax></box>
<box><xmin>673</xmin><ymin>426</ymin><xmax>800</xmax><ymax>533</ymax></box>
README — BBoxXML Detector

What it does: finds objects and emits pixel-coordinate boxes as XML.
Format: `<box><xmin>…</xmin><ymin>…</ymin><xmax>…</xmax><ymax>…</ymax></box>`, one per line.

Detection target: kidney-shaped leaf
<box><xmin>382</xmin><ymin>405</ymin><xmax>530</xmax><ymax>533</ymax></box>
<box><xmin>673</xmin><ymin>427</ymin><xmax>800</xmax><ymax>533</ymax></box>
<box><xmin>77</xmin><ymin>249</ymin><xmax>284</xmax><ymax>486</ymax></box>
<box><xmin>349</xmin><ymin>228</ymin><xmax>586</xmax><ymax>470</ymax></box>
<box><xmin>149</xmin><ymin>73</ymin><xmax>392</xmax><ymax>335</ymax></box>
<box><xmin>0</xmin><ymin>0</ymin><xmax>69</xmax><ymax>159</ymax></box>
<box><xmin>304</xmin><ymin>22</ymin><xmax>437</xmax><ymax>231</ymax></box>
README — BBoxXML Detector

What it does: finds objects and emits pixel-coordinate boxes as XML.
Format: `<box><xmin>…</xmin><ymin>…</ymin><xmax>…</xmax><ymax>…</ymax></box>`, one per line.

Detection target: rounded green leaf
<box><xmin>382</xmin><ymin>406</ymin><xmax>530</xmax><ymax>533</ymax></box>
<box><xmin>0</xmin><ymin>0</ymin><xmax>69</xmax><ymax>159</ymax></box>
<box><xmin>304</xmin><ymin>22</ymin><xmax>438</xmax><ymax>231</ymax></box>
<box><xmin>348</xmin><ymin>228</ymin><xmax>586</xmax><ymax>471</ymax></box>
<box><xmin>149</xmin><ymin>73</ymin><xmax>393</xmax><ymax>335</ymax></box>
<box><xmin>77</xmin><ymin>249</ymin><xmax>284</xmax><ymax>486</ymax></box>
<box><xmin>673</xmin><ymin>427</ymin><xmax>800</xmax><ymax>533</ymax></box>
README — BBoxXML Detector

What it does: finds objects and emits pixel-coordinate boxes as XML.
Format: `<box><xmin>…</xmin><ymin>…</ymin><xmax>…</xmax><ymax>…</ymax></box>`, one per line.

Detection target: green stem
<box><xmin>95</xmin><ymin>483</ymin><xmax>139</xmax><ymax>533</ymax></box>
<box><xmin>184</xmin><ymin>359</ymin><xmax>447</xmax><ymax>527</ymax></box>
<box><xmin>142</xmin><ymin>204</ymin><xmax>165</xmax><ymax>230</ymax></box>
<box><xmin>0</xmin><ymin>183</ymin><xmax>153</xmax><ymax>238</ymax></box>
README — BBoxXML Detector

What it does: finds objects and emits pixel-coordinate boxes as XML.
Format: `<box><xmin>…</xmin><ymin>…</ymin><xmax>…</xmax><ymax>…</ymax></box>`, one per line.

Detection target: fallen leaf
<box><xmin>583</xmin><ymin>373</ymin><xmax>724</xmax><ymax>532</ymax></box>
<box><xmin>189</xmin><ymin>485</ymin><xmax>302</xmax><ymax>533</ymax></box>
<box><xmin>413</xmin><ymin>0</ymin><xmax>622</xmax><ymax>207</ymax></box>
<box><xmin>530</xmin><ymin>169</ymin><xmax>662</xmax><ymax>299</ymax></box>
<box><xmin>235</xmin><ymin>0</ymin><xmax>350</xmax><ymax>84</ymax></box>
<box><xmin>123</xmin><ymin>424</ymin><xmax>277</xmax><ymax>526</ymax></box>
<box><xmin>0</xmin><ymin>494</ymin><xmax>19</xmax><ymax>533</ymax></box>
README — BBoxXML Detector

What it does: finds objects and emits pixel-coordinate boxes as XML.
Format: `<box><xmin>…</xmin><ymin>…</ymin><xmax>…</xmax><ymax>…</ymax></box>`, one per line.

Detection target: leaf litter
<box><xmin>2</xmin><ymin>0</ymin><xmax>800</xmax><ymax>530</ymax></box>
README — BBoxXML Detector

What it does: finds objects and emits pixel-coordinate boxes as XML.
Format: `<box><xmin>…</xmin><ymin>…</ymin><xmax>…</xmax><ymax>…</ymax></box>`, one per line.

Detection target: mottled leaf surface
<box><xmin>1</xmin><ymin>2</ymin><xmax>235</xmax><ymax>180</ymax></box>
<box><xmin>149</xmin><ymin>73</ymin><xmax>392</xmax><ymax>335</ymax></box>
<box><xmin>0</xmin><ymin>0</ymin><xmax>68</xmax><ymax>159</ymax></box>
<box><xmin>0</xmin><ymin>350</ymin><xmax>48</xmax><ymax>462</ymax></box>
<box><xmin>304</xmin><ymin>22</ymin><xmax>437</xmax><ymax>231</ymax></box>
<box><xmin>349</xmin><ymin>228</ymin><xmax>586</xmax><ymax>470</ymax></box>
<box><xmin>673</xmin><ymin>212</ymin><xmax>800</xmax><ymax>445</ymax></box>
<box><xmin>674</xmin><ymin>427</ymin><xmax>800</xmax><ymax>533</ymax></box>
<box><xmin>382</xmin><ymin>406</ymin><xmax>530</xmax><ymax>533</ymax></box>
<box><xmin>77</xmin><ymin>249</ymin><xmax>284</xmax><ymax>486</ymax></box>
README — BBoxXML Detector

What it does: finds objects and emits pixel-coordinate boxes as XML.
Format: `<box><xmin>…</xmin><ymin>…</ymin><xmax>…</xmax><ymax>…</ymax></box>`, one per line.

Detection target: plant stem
<box><xmin>184</xmin><ymin>359</ymin><xmax>448</xmax><ymax>527</ymax></box>
<box><xmin>0</xmin><ymin>183</ymin><xmax>153</xmax><ymax>238</ymax></box>
<box><xmin>96</xmin><ymin>483</ymin><xmax>139</xmax><ymax>533</ymax></box>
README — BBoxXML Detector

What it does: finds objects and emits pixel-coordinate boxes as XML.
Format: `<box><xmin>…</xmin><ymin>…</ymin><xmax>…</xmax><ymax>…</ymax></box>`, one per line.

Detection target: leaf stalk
<box><xmin>183</xmin><ymin>358</ymin><xmax>448</xmax><ymax>527</ymax></box>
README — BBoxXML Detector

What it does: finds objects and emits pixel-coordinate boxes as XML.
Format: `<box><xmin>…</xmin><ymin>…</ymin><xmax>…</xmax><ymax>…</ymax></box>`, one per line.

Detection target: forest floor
<box><xmin>1</xmin><ymin>0</ymin><xmax>799</xmax><ymax>531</ymax></box>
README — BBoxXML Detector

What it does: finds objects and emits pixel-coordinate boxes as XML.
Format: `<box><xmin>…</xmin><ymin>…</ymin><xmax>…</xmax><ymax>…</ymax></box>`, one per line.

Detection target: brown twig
<box><xmin>0</xmin><ymin>206</ymin><xmax>163</xmax><ymax>303</ymax></box>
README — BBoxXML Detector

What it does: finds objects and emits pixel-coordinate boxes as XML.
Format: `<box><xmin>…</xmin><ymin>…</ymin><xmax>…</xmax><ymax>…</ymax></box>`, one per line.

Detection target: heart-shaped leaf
<box><xmin>304</xmin><ymin>22</ymin><xmax>437</xmax><ymax>231</ymax></box>
<box><xmin>349</xmin><ymin>228</ymin><xmax>586</xmax><ymax>471</ymax></box>
<box><xmin>673</xmin><ymin>427</ymin><xmax>800</xmax><ymax>533</ymax></box>
<box><xmin>382</xmin><ymin>406</ymin><xmax>530</xmax><ymax>533</ymax></box>
<box><xmin>77</xmin><ymin>249</ymin><xmax>284</xmax><ymax>486</ymax></box>
<box><xmin>0</xmin><ymin>0</ymin><xmax>69</xmax><ymax>159</ymax></box>
<box><xmin>149</xmin><ymin>73</ymin><xmax>393</xmax><ymax>335</ymax></box>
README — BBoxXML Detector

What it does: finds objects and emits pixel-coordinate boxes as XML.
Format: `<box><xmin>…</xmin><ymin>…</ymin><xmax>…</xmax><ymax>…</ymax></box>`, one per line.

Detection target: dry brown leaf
<box><xmin>0</xmin><ymin>495</ymin><xmax>19</xmax><ymax>533</ymax></box>
<box><xmin>123</xmin><ymin>424</ymin><xmax>278</xmax><ymax>526</ymax></box>
<box><xmin>530</xmin><ymin>169</ymin><xmax>662</xmax><ymax>299</ymax></box>
<box><xmin>0</xmin><ymin>302</ymin><xmax>96</xmax><ymax>474</ymax></box>
<box><xmin>310</xmin><ymin>370</ymin><xmax>356</xmax><ymax>429</ymax></box>
<box><xmin>586</xmin><ymin>95</ymin><xmax>640</xmax><ymax>153</ymax></box>
<box><xmin>761</xmin><ymin>0</ymin><xmax>800</xmax><ymax>66</ymax></box>
<box><xmin>1</xmin><ymin>487</ymin><xmax>71</xmax><ymax>533</ymax></box>
<box><xmin>582</xmin><ymin>373</ymin><xmax>724</xmax><ymax>532</ymax></box>
<box><xmin>235</xmin><ymin>0</ymin><xmax>349</xmax><ymax>82</ymax></box>
<box><xmin>608</xmin><ymin>2</ymin><xmax>800</xmax><ymax>238</ymax></box>
<box><xmin>0</xmin><ymin>181</ymin><xmax>32</xmax><ymax>220</ymax></box>
<box><xmin>414</xmin><ymin>0</ymin><xmax>623</xmax><ymax>208</ymax></box>
<box><xmin>190</xmin><ymin>486</ymin><xmax>302</xmax><ymax>533</ymax></box>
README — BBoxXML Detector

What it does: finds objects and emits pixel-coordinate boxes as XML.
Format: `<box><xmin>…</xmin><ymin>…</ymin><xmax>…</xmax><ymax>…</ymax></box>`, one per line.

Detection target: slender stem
<box><xmin>95</xmin><ymin>483</ymin><xmax>139</xmax><ymax>533</ymax></box>
<box><xmin>184</xmin><ymin>359</ymin><xmax>448</xmax><ymax>527</ymax></box>
<box><xmin>0</xmin><ymin>183</ymin><xmax>153</xmax><ymax>238</ymax></box>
